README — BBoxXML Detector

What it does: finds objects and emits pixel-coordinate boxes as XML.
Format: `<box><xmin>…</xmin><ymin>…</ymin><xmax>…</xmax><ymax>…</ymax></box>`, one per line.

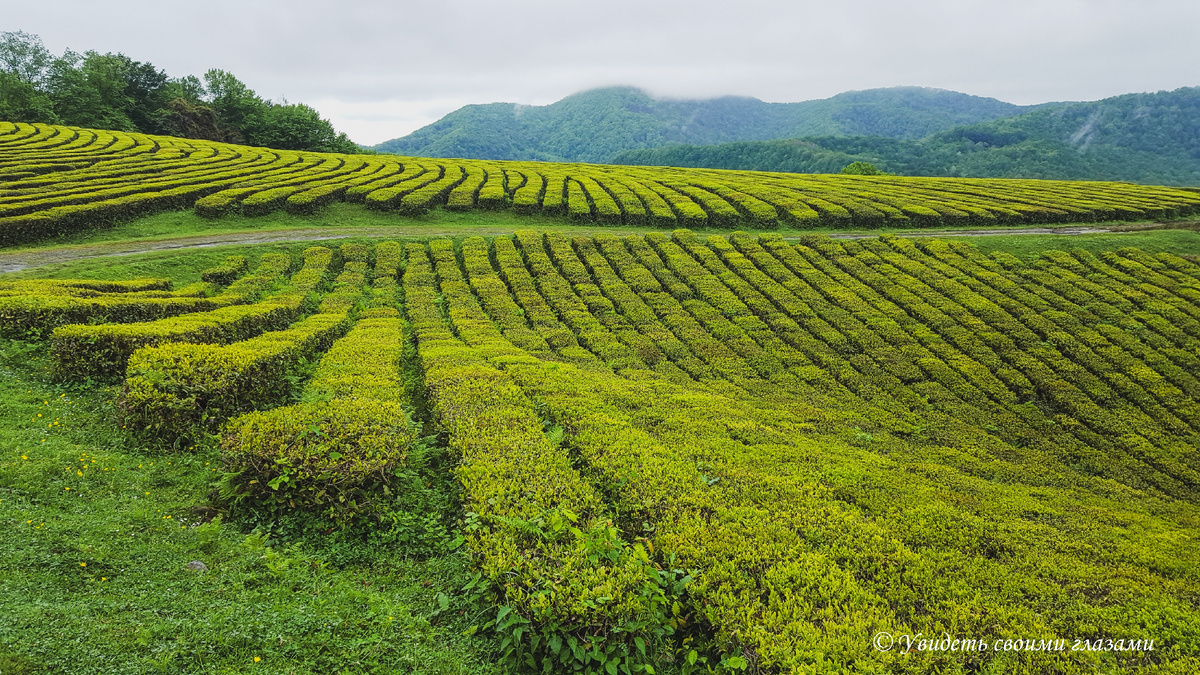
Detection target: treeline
<box><xmin>612</xmin><ymin>132</ymin><xmax>1200</xmax><ymax>187</ymax></box>
<box><xmin>613</xmin><ymin>133</ymin><xmax>1200</xmax><ymax>187</ymax></box>
<box><xmin>0</xmin><ymin>31</ymin><xmax>361</xmax><ymax>153</ymax></box>
<box><xmin>612</xmin><ymin>87</ymin><xmax>1200</xmax><ymax>186</ymax></box>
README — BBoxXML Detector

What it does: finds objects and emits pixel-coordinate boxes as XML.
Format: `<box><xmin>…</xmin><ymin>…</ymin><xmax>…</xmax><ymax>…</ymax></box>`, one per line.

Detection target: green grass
<box><xmin>1</xmin><ymin>207</ymin><xmax>1196</xmax><ymax>285</ymax></box>
<box><xmin>0</xmin><ymin>339</ymin><xmax>500</xmax><ymax>675</ymax></box>
<box><xmin>7</xmin><ymin>201</ymin><xmax>1198</xmax><ymax>257</ymax></box>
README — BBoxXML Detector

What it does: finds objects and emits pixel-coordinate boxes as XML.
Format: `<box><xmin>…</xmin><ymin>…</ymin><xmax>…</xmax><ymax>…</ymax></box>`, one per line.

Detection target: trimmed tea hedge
<box><xmin>220</xmin><ymin>280</ymin><xmax>412</xmax><ymax>520</ymax></box>
<box><xmin>200</xmin><ymin>255</ymin><xmax>249</xmax><ymax>286</ymax></box>
<box><xmin>3</xmin><ymin>122</ymin><xmax>1200</xmax><ymax>245</ymax></box>
<box><xmin>49</xmin><ymin>250</ymin><xmax>317</xmax><ymax>380</ymax></box>
<box><xmin>117</xmin><ymin>246</ymin><xmax>361</xmax><ymax>439</ymax></box>
<box><xmin>10</xmin><ymin>232</ymin><xmax>1200</xmax><ymax>674</ymax></box>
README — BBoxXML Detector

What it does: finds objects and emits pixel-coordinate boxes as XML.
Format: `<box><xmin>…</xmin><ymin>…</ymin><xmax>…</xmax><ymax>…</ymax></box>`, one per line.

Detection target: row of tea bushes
<box><xmin>220</xmin><ymin>242</ymin><xmax>414</xmax><ymax>522</ymax></box>
<box><xmin>8</xmin><ymin>230</ymin><xmax>1199</xmax><ymax>673</ymax></box>
<box><xmin>0</xmin><ymin>252</ymin><xmax>292</xmax><ymax>340</ymax></box>
<box><xmin>46</xmin><ymin>250</ymin><xmax>327</xmax><ymax>381</ymax></box>
<box><xmin>407</xmin><ymin>239</ymin><xmax>677</xmax><ymax>673</ymax></box>
<box><xmin>4</xmin><ymin>122</ymin><xmax>1200</xmax><ymax>245</ymax></box>
<box><xmin>117</xmin><ymin>246</ymin><xmax>361</xmax><ymax>441</ymax></box>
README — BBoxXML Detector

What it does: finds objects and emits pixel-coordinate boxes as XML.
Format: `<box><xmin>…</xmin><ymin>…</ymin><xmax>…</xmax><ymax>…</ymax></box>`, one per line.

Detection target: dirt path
<box><xmin>0</xmin><ymin>223</ymin><xmax>1191</xmax><ymax>274</ymax></box>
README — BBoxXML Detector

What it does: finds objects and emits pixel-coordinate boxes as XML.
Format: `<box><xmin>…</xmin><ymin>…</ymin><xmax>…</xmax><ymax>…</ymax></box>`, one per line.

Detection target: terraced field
<box><xmin>3</xmin><ymin>122</ymin><xmax>1200</xmax><ymax>247</ymax></box>
<box><xmin>3</xmin><ymin>230</ymin><xmax>1198</xmax><ymax>674</ymax></box>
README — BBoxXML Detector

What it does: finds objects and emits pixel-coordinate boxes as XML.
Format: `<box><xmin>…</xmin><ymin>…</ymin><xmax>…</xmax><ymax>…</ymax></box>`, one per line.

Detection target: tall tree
<box><xmin>0</xmin><ymin>30</ymin><xmax>55</xmax><ymax>123</ymax></box>
<box><xmin>0</xmin><ymin>30</ymin><xmax>51</xmax><ymax>85</ymax></box>
<box><xmin>203</xmin><ymin>69</ymin><xmax>264</xmax><ymax>144</ymax></box>
<box><xmin>46</xmin><ymin>51</ymin><xmax>136</xmax><ymax>130</ymax></box>
<box><xmin>162</xmin><ymin>75</ymin><xmax>205</xmax><ymax>105</ymax></box>
<box><xmin>113</xmin><ymin>54</ymin><xmax>168</xmax><ymax>132</ymax></box>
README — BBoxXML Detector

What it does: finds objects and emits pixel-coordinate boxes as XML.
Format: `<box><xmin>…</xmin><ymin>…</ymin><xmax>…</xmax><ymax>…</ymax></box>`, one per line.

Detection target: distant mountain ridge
<box><xmin>610</xmin><ymin>87</ymin><xmax>1200</xmax><ymax>186</ymax></box>
<box><xmin>372</xmin><ymin>86</ymin><xmax>1037</xmax><ymax>163</ymax></box>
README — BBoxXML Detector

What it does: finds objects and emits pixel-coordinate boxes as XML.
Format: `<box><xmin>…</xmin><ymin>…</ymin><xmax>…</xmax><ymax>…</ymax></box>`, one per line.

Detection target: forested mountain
<box><xmin>0</xmin><ymin>31</ymin><xmax>361</xmax><ymax>153</ymax></box>
<box><xmin>372</xmin><ymin>86</ymin><xmax>1034</xmax><ymax>162</ymax></box>
<box><xmin>611</xmin><ymin>87</ymin><xmax>1200</xmax><ymax>186</ymax></box>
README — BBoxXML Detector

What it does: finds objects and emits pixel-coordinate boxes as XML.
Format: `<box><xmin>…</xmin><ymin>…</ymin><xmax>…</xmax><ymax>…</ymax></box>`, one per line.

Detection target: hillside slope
<box><xmin>612</xmin><ymin>87</ymin><xmax>1200</xmax><ymax>185</ymax></box>
<box><xmin>6</xmin><ymin>121</ymin><xmax>1200</xmax><ymax>249</ymax></box>
<box><xmin>372</xmin><ymin>86</ymin><xmax>1033</xmax><ymax>163</ymax></box>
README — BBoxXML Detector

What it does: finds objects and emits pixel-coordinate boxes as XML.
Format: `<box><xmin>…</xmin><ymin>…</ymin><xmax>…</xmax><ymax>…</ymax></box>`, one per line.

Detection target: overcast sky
<box><xmin>10</xmin><ymin>0</ymin><xmax>1200</xmax><ymax>145</ymax></box>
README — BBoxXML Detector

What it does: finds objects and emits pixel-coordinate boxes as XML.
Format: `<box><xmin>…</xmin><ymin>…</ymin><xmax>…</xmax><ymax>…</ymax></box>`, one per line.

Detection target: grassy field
<box><xmin>0</xmin><ymin>300</ymin><xmax>502</xmax><ymax>674</ymax></box>
<box><xmin>2</xmin><ymin>204</ymin><xmax>1199</xmax><ymax>674</ymax></box>
<box><xmin>0</xmin><ymin>205</ymin><xmax>587</xmax><ymax>253</ymax></box>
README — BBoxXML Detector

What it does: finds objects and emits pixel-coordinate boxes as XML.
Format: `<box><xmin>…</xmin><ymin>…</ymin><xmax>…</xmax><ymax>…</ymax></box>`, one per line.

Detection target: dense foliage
<box><xmin>372</xmin><ymin>86</ymin><xmax>1032</xmax><ymax>163</ymax></box>
<box><xmin>2</xmin><ymin>122</ymin><xmax>1198</xmax><ymax>248</ymax></box>
<box><xmin>840</xmin><ymin>161</ymin><xmax>885</xmax><ymax>175</ymax></box>
<box><xmin>4</xmin><ymin>231</ymin><xmax>1199</xmax><ymax>674</ymax></box>
<box><xmin>612</xmin><ymin>87</ymin><xmax>1200</xmax><ymax>185</ymax></box>
<box><xmin>0</xmin><ymin>31</ymin><xmax>360</xmax><ymax>153</ymax></box>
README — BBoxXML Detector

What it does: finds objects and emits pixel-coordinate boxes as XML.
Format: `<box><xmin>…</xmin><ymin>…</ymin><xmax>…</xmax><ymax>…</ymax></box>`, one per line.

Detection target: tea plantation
<box><xmin>2</xmin><ymin>122</ymin><xmax>1200</xmax><ymax>247</ymax></box>
<box><xmin>1</xmin><ymin>123</ymin><xmax>1198</xmax><ymax>674</ymax></box>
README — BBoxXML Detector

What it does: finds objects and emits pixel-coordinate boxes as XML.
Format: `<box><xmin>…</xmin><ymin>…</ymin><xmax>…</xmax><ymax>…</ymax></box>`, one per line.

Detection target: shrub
<box><xmin>220</xmin><ymin>399</ymin><xmax>415</xmax><ymax>523</ymax></box>
<box><xmin>200</xmin><ymin>255</ymin><xmax>249</xmax><ymax>285</ymax></box>
<box><xmin>840</xmin><ymin>161</ymin><xmax>885</xmax><ymax>175</ymax></box>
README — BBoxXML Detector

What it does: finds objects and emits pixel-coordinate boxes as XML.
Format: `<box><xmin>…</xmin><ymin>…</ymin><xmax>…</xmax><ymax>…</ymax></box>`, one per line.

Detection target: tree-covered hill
<box><xmin>612</xmin><ymin>87</ymin><xmax>1200</xmax><ymax>186</ymax></box>
<box><xmin>372</xmin><ymin>86</ymin><xmax>1034</xmax><ymax>163</ymax></box>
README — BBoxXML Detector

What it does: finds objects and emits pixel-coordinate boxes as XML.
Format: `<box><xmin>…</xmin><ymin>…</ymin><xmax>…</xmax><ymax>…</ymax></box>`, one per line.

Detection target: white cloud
<box><xmin>307</xmin><ymin>97</ymin><xmax>475</xmax><ymax>146</ymax></box>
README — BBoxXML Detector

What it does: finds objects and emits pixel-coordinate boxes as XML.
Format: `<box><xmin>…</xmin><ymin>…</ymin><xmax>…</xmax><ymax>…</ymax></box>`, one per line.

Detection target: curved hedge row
<box><xmin>117</xmin><ymin>246</ymin><xmax>359</xmax><ymax>441</ymax></box>
<box><xmin>3</xmin><ymin>122</ymin><xmax>1200</xmax><ymax>245</ymax></box>
<box><xmin>200</xmin><ymin>255</ymin><xmax>249</xmax><ymax>286</ymax></box>
<box><xmin>407</xmin><ymin>239</ymin><xmax>678</xmax><ymax>673</ymax></box>
<box><xmin>8</xmin><ymin>234</ymin><xmax>1200</xmax><ymax>673</ymax></box>
<box><xmin>447</xmin><ymin>232</ymin><xmax>1200</xmax><ymax>672</ymax></box>
<box><xmin>220</xmin><ymin>243</ymin><xmax>413</xmax><ymax>520</ymax></box>
<box><xmin>49</xmin><ymin>249</ymin><xmax>316</xmax><ymax>381</ymax></box>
